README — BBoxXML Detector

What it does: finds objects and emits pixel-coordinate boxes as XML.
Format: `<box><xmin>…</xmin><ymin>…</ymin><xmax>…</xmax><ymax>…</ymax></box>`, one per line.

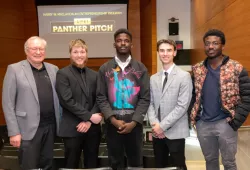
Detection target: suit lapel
<box><xmin>22</xmin><ymin>60</ymin><xmax>39</xmax><ymax>102</ymax></box>
<box><xmin>84</xmin><ymin>68</ymin><xmax>90</xmax><ymax>97</ymax></box>
<box><xmin>44</xmin><ymin>63</ymin><xmax>55</xmax><ymax>89</ymax></box>
<box><xmin>162</xmin><ymin>65</ymin><xmax>177</xmax><ymax>96</ymax></box>
<box><xmin>154</xmin><ymin>72</ymin><xmax>162</xmax><ymax>111</ymax></box>
<box><xmin>156</xmin><ymin>72</ymin><xmax>162</xmax><ymax>92</ymax></box>
<box><xmin>69</xmin><ymin>65</ymin><xmax>88</xmax><ymax>97</ymax></box>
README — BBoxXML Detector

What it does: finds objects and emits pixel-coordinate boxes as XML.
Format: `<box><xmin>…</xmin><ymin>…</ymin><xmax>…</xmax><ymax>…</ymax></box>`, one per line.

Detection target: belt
<box><xmin>113</xmin><ymin>110</ymin><xmax>134</xmax><ymax>123</ymax></box>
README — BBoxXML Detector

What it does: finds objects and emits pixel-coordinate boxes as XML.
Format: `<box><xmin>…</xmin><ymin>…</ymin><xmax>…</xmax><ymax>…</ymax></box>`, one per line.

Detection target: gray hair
<box><xmin>24</xmin><ymin>36</ymin><xmax>47</xmax><ymax>53</ymax></box>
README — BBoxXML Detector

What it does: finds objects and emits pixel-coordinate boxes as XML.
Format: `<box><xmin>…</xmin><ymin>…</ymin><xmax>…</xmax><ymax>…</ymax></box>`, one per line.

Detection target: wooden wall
<box><xmin>140</xmin><ymin>0</ymin><xmax>157</xmax><ymax>75</ymax></box>
<box><xmin>0</xmin><ymin>0</ymin><xmax>142</xmax><ymax>125</ymax></box>
<box><xmin>191</xmin><ymin>0</ymin><xmax>250</xmax><ymax>126</ymax></box>
<box><xmin>0</xmin><ymin>0</ymin><xmax>25</xmax><ymax>124</ymax></box>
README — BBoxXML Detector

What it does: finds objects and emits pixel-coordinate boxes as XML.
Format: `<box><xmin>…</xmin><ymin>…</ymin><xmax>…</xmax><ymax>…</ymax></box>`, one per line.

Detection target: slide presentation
<box><xmin>37</xmin><ymin>4</ymin><xmax>127</xmax><ymax>58</ymax></box>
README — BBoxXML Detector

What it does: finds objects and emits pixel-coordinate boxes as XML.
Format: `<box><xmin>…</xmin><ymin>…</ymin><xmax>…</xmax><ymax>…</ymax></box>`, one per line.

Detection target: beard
<box><xmin>70</xmin><ymin>58</ymin><xmax>87</xmax><ymax>69</ymax></box>
<box><xmin>205</xmin><ymin>49</ymin><xmax>223</xmax><ymax>60</ymax></box>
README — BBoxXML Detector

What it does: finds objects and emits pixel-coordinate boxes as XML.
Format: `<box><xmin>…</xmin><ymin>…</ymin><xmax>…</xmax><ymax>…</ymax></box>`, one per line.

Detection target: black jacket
<box><xmin>56</xmin><ymin>65</ymin><xmax>100</xmax><ymax>137</ymax></box>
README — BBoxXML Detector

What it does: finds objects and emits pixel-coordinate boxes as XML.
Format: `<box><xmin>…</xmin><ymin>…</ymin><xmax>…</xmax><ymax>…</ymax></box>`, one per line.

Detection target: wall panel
<box><xmin>128</xmin><ymin>0</ymin><xmax>141</xmax><ymax>61</ymax></box>
<box><xmin>0</xmin><ymin>0</ymin><xmax>25</xmax><ymax>125</ymax></box>
<box><xmin>140</xmin><ymin>0</ymin><xmax>157</xmax><ymax>75</ymax></box>
<box><xmin>0</xmin><ymin>2</ymin><xmax>24</xmax><ymax>39</ymax></box>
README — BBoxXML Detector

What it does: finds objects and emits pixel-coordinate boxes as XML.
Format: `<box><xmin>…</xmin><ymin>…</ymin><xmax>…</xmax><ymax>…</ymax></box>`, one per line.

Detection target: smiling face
<box><xmin>70</xmin><ymin>46</ymin><xmax>87</xmax><ymax>68</ymax></box>
<box><xmin>158</xmin><ymin>43</ymin><xmax>176</xmax><ymax>65</ymax></box>
<box><xmin>25</xmin><ymin>38</ymin><xmax>46</xmax><ymax>65</ymax></box>
<box><xmin>204</xmin><ymin>35</ymin><xmax>224</xmax><ymax>59</ymax></box>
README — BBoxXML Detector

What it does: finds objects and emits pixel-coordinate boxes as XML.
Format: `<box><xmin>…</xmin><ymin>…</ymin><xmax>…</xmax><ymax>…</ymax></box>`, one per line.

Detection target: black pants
<box><xmin>19</xmin><ymin>124</ymin><xmax>55</xmax><ymax>170</ymax></box>
<box><xmin>106</xmin><ymin>123</ymin><xmax>143</xmax><ymax>169</ymax></box>
<box><xmin>153</xmin><ymin>137</ymin><xmax>187</xmax><ymax>170</ymax></box>
<box><xmin>63</xmin><ymin>124</ymin><xmax>101</xmax><ymax>169</ymax></box>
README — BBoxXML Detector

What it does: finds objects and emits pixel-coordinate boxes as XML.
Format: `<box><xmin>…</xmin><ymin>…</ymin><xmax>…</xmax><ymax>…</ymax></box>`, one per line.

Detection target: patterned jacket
<box><xmin>96</xmin><ymin>58</ymin><xmax>150</xmax><ymax>124</ymax></box>
<box><xmin>190</xmin><ymin>56</ymin><xmax>250</xmax><ymax>130</ymax></box>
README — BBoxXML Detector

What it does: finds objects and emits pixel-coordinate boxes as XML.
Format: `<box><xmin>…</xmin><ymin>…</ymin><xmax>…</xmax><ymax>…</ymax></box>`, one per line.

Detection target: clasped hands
<box><xmin>151</xmin><ymin>123</ymin><xmax>165</xmax><ymax>139</ymax></box>
<box><xmin>110</xmin><ymin>116</ymin><xmax>136</xmax><ymax>134</ymax></box>
<box><xmin>76</xmin><ymin>113</ymin><xmax>103</xmax><ymax>133</ymax></box>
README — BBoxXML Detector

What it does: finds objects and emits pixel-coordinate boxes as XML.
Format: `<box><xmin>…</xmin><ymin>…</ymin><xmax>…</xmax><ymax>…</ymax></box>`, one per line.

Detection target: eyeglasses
<box><xmin>204</xmin><ymin>41</ymin><xmax>222</xmax><ymax>47</ymax></box>
<box><xmin>27</xmin><ymin>47</ymin><xmax>45</xmax><ymax>52</ymax></box>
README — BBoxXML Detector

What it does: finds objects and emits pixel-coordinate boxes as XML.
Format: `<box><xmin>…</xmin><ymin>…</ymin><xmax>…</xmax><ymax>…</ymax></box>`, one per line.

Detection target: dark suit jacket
<box><xmin>56</xmin><ymin>65</ymin><xmax>100</xmax><ymax>137</ymax></box>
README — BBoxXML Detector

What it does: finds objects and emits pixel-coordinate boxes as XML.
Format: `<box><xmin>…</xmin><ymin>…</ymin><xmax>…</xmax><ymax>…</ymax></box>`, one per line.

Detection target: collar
<box><xmin>111</xmin><ymin>56</ymin><xmax>133</xmax><ymax>69</ymax></box>
<box><xmin>204</xmin><ymin>55</ymin><xmax>229</xmax><ymax>68</ymax></box>
<box><xmin>72</xmin><ymin>64</ymin><xmax>86</xmax><ymax>73</ymax></box>
<box><xmin>30</xmin><ymin>62</ymin><xmax>46</xmax><ymax>72</ymax></box>
<box><xmin>162</xmin><ymin>63</ymin><xmax>175</xmax><ymax>75</ymax></box>
<box><xmin>115</xmin><ymin>55</ymin><xmax>131</xmax><ymax>64</ymax></box>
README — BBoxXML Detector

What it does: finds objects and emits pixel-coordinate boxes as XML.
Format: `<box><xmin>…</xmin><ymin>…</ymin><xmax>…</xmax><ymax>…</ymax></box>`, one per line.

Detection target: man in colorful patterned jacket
<box><xmin>96</xmin><ymin>28</ymin><xmax>150</xmax><ymax>169</ymax></box>
<box><xmin>190</xmin><ymin>29</ymin><xmax>250</xmax><ymax>170</ymax></box>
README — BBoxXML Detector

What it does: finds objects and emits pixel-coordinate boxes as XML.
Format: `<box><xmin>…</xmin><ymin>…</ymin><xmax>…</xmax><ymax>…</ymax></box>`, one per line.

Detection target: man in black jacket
<box><xmin>56</xmin><ymin>39</ymin><xmax>102</xmax><ymax>168</ymax></box>
<box><xmin>190</xmin><ymin>29</ymin><xmax>250</xmax><ymax>170</ymax></box>
<box><xmin>96</xmin><ymin>28</ymin><xmax>150</xmax><ymax>169</ymax></box>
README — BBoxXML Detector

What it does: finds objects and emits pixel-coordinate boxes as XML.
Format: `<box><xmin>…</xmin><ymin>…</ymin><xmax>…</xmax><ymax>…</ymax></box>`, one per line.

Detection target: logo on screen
<box><xmin>74</xmin><ymin>18</ymin><xmax>91</xmax><ymax>25</ymax></box>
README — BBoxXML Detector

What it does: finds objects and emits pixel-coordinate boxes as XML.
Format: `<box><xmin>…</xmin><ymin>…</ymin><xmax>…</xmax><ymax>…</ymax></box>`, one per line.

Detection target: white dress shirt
<box><xmin>115</xmin><ymin>55</ymin><xmax>132</xmax><ymax>71</ymax></box>
<box><xmin>162</xmin><ymin>63</ymin><xmax>175</xmax><ymax>85</ymax></box>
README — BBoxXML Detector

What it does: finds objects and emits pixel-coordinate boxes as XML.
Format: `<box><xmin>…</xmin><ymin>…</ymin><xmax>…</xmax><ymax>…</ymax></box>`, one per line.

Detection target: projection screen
<box><xmin>37</xmin><ymin>4</ymin><xmax>127</xmax><ymax>58</ymax></box>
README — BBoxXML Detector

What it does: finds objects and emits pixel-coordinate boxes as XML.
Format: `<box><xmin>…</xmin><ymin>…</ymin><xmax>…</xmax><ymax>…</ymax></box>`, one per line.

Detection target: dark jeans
<box><xmin>153</xmin><ymin>137</ymin><xmax>187</xmax><ymax>170</ymax></box>
<box><xmin>63</xmin><ymin>124</ymin><xmax>101</xmax><ymax>169</ymax></box>
<box><xmin>19</xmin><ymin>124</ymin><xmax>55</xmax><ymax>170</ymax></box>
<box><xmin>106</xmin><ymin>123</ymin><xmax>143</xmax><ymax>169</ymax></box>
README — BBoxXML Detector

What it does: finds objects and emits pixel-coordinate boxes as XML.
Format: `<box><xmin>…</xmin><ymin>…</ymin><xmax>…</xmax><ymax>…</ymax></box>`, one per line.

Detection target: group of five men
<box><xmin>2</xmin><ymin>28</ymin><xmax>250</xmax><ymax>170</ymax></box>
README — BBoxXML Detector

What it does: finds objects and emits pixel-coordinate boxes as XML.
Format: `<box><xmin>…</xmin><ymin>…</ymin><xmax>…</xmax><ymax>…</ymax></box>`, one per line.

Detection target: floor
<box><xmin>185</xmin><ymin>127</ymin><xmax>250</xmax><ymax>170</ymax></box>
<box><xmin>1</xmin><ymin>126</ymin><xmax>249</xmax><ymax>170</ymax></box>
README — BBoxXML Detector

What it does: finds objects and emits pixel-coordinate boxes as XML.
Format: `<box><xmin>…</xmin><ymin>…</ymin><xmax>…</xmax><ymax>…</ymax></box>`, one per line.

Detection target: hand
<box><xmin>76</xmin><ymin>121</ymin><xmax>91</xmax><ymax>133</ymax></box>
<box><xmin>152</xmin><ymin>123</ymin><xmax>164</xmax><ymax>137</ymax></box>
<box><xmin>153</xmin><ymin>132</ymin><xmax>165</xmax><ymax>139</ymax></box>
<box><xmin>227</xmin><ymin>119</ymin><xmax>238</xmax><ymax>131</ymax></box>
<box><xmin>151</xmin><ymin>123</ymin><xmax>165</xmax><ymax>139</ymax></box>
<box><xmin>118</xmin><ymin>121</ymin><xmax>137</xmax><ymax>134</ymax></box>
<box><xmin>226</xmin><ymin>117</ymin><xmax>232</xmax><ymax>122</ymax></box>
<box><xmin>110</xmin><ymin>117</ymin><xmax>126</xmax><ymax>131</ymax></box>
<box><xmin>90</xmin><ymin>113</ymin><xmax>103</xmax><ymax>124</ymax></box>
<box><xmin>10</xmin><ymin>134</ymin><xmax>21</xmax><ymax>148</ymax></box>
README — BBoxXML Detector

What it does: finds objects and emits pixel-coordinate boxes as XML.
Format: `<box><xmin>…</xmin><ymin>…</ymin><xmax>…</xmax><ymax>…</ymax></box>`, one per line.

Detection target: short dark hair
<box><xmin>114</xmin><ymin>28</ymin><xmax>132</xmax><ymax>41</ymax></box>
<box><xmin>203</xmin><ymin>29</ymin><xmax>226</xmax><ymax>45</ymax></box>
<box><xmin>157</xmin><ymin>39</ymin><xmax>177</xmax><ymax>51</ymax></box>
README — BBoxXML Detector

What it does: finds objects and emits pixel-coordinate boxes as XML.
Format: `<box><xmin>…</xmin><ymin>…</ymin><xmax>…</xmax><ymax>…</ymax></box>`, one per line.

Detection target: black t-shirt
<box><xmin>31</xmin><ymin>63</ymin><xmax>55</xmax><ymax>126</ymax></box>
